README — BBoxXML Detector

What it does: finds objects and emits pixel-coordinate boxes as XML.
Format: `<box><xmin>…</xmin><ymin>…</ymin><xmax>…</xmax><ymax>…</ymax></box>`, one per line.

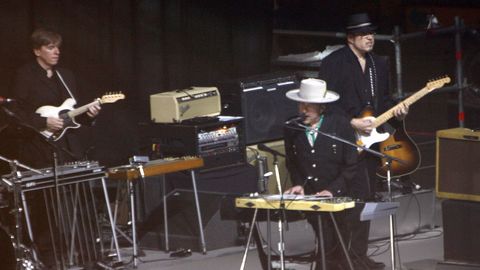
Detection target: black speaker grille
<box><xmin>219</xmin><ymin>72</ymin><xmax>299</xmax><ymax>145</ymax></box>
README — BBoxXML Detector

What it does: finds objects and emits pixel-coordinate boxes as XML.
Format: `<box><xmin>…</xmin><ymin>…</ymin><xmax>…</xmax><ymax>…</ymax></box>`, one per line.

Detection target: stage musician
<box><xmin>9</xmin><ymin>28</ymin><xmax>101</xmax><ymax>268</ymax></box>
<box><xmin>318</xmin><ymin>12</ymin><xmax>409</xmax><ymax>198</ymax></box>
<box><xmin>11</xmin><ymin>28</ymin><xmax>101</xmax><ymax>168</ymax></box>
<box><xmin>284</xmin><ymin>78</ymin><xmax>358</xmax><ymax>270</ymax></box>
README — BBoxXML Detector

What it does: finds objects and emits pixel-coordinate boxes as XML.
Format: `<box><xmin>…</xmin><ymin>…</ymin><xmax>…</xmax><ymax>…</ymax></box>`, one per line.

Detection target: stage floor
<box><xmin>110</xmin><ymin>192</ymin><xmax>451</xmax><ymax>270</ymax></box>
<box><xmin>114</xmin><ymin>228</ymin><xmax>445</xmax><ymax>270</ymax></box>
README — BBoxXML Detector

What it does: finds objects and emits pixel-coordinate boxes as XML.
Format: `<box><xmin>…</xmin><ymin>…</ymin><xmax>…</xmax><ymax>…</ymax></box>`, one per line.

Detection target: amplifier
<box><xmin>218</xmin><ymin>72</ymin><xmax>299</xmax><ymax>145</ymax></box>
<box><xmin>148</xmin><ymin>116</ymin><xmax>246</xmax><ymax>170</ymax></box>
<box><xmin>150</xmin><ymin>87</ymin><xmax>221</xmax><ymax>123</ymax></box>
<box><xmin>436</xmin><ymin>128</ymin><xmax>480</xmax><ymax>202</ymax></box>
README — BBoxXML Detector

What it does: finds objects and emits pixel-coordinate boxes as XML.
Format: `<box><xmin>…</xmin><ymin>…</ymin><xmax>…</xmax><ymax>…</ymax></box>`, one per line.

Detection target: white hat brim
<box><xmin>286</xmin><ymin>89</ymin><xmax>339</xmax><ymax>103</ymax></box>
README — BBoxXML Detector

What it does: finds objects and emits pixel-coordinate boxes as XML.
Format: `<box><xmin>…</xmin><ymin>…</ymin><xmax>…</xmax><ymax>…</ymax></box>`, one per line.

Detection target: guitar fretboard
<box><xmin>67</xmin><ymin>99</ymin><xmax>101</xmax><ymax>118</ymax></box>
<box><xmin>373</xmin><ymin>86</ymin><xmax>431</xmax><ymax>128</ymax></box>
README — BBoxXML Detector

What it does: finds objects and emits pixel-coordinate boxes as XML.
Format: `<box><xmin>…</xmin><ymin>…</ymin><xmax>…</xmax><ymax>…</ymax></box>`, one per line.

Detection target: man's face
<box><xmin>34</xmin><ymin>42</ymin><xmax>60</xmax><ymax>69</ymax></box>
<box><xmin>348</xmin><ymin>32</ymin><xmax>375</xmax><ymax>54</ymax></box>
<box><xmin>299</xmin><ymin>102</ymin><xmax>324</xmax><ymax>125</ymax></box>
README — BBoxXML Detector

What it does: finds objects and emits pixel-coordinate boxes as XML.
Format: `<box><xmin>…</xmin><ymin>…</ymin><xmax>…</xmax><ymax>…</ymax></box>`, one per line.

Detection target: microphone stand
<box><xmin>239</xmin><ymin>145</ymin><xmax>287</xmax><ymax>270</ymax></box>
<box><xmin>257</xmin><ymin>144</ymin><xmax>287</xmax><ymax>270</ymax></box>
<box><xmin>289</xmin><ymin>121</ymin><xmax>406</xmax><ymax>270</ymax></box>
<box><xmin>271</xmin><ymin>149</ymin><xmax>286</xmax><ymax>270</ymax></box>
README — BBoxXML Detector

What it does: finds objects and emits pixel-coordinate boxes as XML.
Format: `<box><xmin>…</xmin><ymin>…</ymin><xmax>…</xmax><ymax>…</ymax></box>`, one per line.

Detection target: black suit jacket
<box><xmin>318</xmin><ymin>45</ymin><xmax>394</xmax><ymax>118</ymax></box>
<box><xmin>284</xmin><ymin>111</ymin><xmax>358</xmax><ymax>197</ymax></box>
<box><xmin>11</xmin><ymin>61</ymin><xmax>90</xmax><ymax>167</ymax></box>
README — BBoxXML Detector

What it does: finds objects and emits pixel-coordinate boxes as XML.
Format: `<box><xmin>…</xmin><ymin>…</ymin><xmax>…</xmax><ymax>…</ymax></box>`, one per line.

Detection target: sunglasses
<box><xmin>354</xmin><ymin>31</ymin><xmax>376</xmax><ymax>37</ymax></box>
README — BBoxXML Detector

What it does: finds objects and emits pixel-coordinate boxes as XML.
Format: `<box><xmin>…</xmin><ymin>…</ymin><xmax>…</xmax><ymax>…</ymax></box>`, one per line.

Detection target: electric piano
<box><xmin>107</xmin><ymin>156</ymin><xmax>204</xmax><ymax>180</ymax></box>
<box><xmin>236</xmin><ymin>194</ymin><xmax>355</xmax><ymax>212</ymax></box>
<box><xmin>236</xmin><ymin>194</ymin><xmax>356</xmax><ymax>270</ymax></box>
<box><xmin>106</xmin><ymin>156</ymin><xmax>207</xmax><ymax>260</ymax></box>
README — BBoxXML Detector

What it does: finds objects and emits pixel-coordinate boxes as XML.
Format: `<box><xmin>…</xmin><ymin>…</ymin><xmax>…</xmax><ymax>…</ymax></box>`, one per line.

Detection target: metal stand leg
<box><xmin>110</xmin><ymin>181</ymin><xmax>123</xmax><ymax>251</ymax></box>
<box><xmin>109</xmin><ymin>182</ymin><xmax>134</xmax><ymax>252</ymax></box>
<box><xmin>386</xmin><ymin>166</ymin><xmax>398</xmax><ymax>270</ymax></box>
<box><xmin>101</xmin><ymin>177</ymin><xmax>122</xmax><ymax>262</ymax></box>
<box><xmin>277</xmin><ymin>218</ymin><xmax>285</xmax><ymax>270</ymax></box>
<box><xmin>267</xmin><ymin>209</ymin><xmax>271</xmax><ymax>270</ymax></box>
<box><xmin>329</xmin><ymin>213</ymin><xmax>354</xmax><ymax>270</ymax></box>
<box><xmin>128</xmin><ymin>181</ymin><xmax>139</xmax><ymax>268</ymax></box>
<box><xmin>317</xmin><ymin>215</ymin><xmax>326</xmax><ymax>270</ymax></box>
<box><xmin>190</xmin><ymin>170</ymin><xmax>207</xmax><ymax>254</ymax></box>
<box><xmin>162</xmin><ymin>176</ymin><xmax>169</xmax><ymax>252</ymax></box>
<box><xmin>240</xmin><ymin>208</ymin><xmax>258</xmax><ymax>270</ymax></box>
<box><xmin>21</xmin><ymin>191</ymin><xmax>39</xmax><ymax>262</ymax></box>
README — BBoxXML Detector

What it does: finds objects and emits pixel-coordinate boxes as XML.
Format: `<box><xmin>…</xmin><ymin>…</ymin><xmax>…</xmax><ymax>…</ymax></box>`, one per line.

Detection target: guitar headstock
<box><xmin>426</xmin><ymin>76</ymin><xmax>451</xmax><ymax>91</ymax></box>
<box><xmin>100</xmin><ymin>92</ymin><xmax>126</xmax><ymax>104</ymax></box>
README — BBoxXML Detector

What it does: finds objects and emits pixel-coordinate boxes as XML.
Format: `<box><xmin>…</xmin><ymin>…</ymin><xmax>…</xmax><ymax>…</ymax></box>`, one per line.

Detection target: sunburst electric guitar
<box><xmin>36</xmin><ymin>92</ymin><xmax>125</xmax><ymax>141</ymax></box>
<box><xmin>356</xmin><ymin>76</ymin><xmax>451</xmax><ymax>178</ymax></box>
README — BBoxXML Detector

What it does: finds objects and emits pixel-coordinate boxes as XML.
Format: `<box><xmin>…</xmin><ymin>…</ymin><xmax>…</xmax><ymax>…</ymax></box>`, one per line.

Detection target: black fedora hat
<box><xmin>345</xmin><ymin>13</ymin><xmax>377</xmax><ymax>34</ymax></box>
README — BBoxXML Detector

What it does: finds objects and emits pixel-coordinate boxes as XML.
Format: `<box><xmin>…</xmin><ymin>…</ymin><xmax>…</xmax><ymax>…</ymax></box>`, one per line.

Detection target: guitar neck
<box><xmin>67</xmin><ymin>99</ymin><xmax>100</xmax><ymax>118</ymax></box>
<box><xmin>373</xmin><ymin>86</ymin><xmax>430</xmax><ymax>128</ymax></box>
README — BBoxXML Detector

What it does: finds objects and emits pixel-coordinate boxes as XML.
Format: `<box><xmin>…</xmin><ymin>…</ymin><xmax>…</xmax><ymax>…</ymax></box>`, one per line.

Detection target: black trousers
<box><xmin>307</xmin><ymin>204</ymin><xmax>370</xmax><ymax>267</ymax></box>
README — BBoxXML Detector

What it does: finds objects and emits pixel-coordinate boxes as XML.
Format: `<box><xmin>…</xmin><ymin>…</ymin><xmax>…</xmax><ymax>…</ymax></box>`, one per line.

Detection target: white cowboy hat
<box><xmin>286</xmin><ymin>78</ymin><xmax>339</xmax><ymax>103</ymax></box>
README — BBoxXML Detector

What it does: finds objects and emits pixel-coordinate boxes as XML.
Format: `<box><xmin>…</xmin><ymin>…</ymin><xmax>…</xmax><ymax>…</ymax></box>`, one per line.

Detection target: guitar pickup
<box><xmin>383</xmin><ymin>144</ymin><xmax>402</xmax><ymax>152</ymax></box>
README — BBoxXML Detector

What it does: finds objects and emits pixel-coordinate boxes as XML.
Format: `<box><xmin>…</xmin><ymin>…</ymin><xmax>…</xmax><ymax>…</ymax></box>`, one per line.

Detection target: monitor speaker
<box><xmin>218</xmin><ymin>72</ymin><xmax>299</xmax><ymax>145</ymax></box>
<box><xmin>442</xmin><ymin>199</ymin><xmax>480</xmax><ymax>266</ymax></box>
<box><xmin>436</xmin><ymin>128</ymin><xmax>480</xmax><ymax>202</ymax></box>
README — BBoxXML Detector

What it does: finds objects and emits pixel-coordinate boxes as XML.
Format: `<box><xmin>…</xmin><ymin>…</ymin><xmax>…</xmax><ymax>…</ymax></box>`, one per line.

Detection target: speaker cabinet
<box><xmin>442</xmin><ymin>199</ymin><xmax>480</xmax><ymax>266</ymax></box>
<box><xmin>218</xmin><ymin>72</ymin><xmax>299</xmax><ymax>145</ymax></box>
<box><xmin>436</xmin><ymin>128</ymin><xmax>480</xmax><ymax>202</ymax></box>
<box><xmin>139</xmin><ymin>189</ymin><xmax>240</xmax><ymax>252</ymax></box>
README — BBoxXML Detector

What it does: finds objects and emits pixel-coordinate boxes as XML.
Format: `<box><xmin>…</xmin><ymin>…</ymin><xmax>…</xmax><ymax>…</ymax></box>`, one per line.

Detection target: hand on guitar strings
<box><xmin>46</xmin><ymin>116</ymin><xmax>64</xmax><ymax>132</ymax></box>
<box><xmin>351</xmin><ymin>117</ymin><xmax>374</xmax><ymax>135</ymax></box>
<box><xmin>393</xmin><ymin>102</ymin><xmax>409</xmax><ymax>121</ymax></box>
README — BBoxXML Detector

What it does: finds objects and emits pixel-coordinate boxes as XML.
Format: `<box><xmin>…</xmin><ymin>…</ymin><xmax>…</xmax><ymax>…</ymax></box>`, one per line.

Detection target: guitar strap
<box><xmin>367</xmin><ymin>53</ymin><xmax>379</xmax><ymax>111</ymax></box>
<box><xmin>55</xmin><ymin>70</ymin><xmax>77</xmax><ymax>104</ymax></box>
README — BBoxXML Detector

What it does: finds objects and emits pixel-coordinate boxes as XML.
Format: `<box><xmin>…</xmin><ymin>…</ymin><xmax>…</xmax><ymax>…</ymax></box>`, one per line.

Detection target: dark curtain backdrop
<box><xmin>0</xmin><ymin>0</ymin><xmax>273</xmax><ymax>169</ymax></box>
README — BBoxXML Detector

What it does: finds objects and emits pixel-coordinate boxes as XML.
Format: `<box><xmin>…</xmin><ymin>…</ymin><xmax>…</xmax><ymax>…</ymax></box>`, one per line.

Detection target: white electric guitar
<box><xmin>356</xmin><ymin>76</ymin><xmax>450</xmax><ymax>178</ymax></box>
<box><xmin>36</xmin><ymin>92</ymin><xmax>125</xmax><ymax>141</ymax></box>
<box><xmin>356</xmin><ymin>76</ymin><xmax>450</xmax><ymax>151</ymax></box>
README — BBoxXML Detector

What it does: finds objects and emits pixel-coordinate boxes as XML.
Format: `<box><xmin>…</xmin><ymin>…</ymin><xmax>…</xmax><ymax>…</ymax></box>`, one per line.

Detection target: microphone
<box><xmin>285</xmin><ymin>113</ymin><xmax>305</xmax><ymax>125</ymax></box>
<box><xmin>256</xmin><ymin>156</ymin><xmax>269</xmax><ymax>193</ymax></box>
<box><xmin>411</xmin><ymin>181</ymin><xmax>421</xmax><ymax>191</ymax></box>
<box><xmin>390</xmin><ymin>180</ymin><xmax>421</xmax><ymax>192</ymax></box>
<box><xmin>0</xmin><ymin>97</ymin><xmax>15</xmax><ymax>105</ymax></box>
<box><xmin>257</xmin><ymin>143</ymin><xmax>285</xmax><ymax>157</ymax></box>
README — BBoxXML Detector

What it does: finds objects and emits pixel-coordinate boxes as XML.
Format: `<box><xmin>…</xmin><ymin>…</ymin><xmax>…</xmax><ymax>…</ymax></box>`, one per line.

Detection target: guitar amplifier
<box><xmin>147</xmin><ymin>116</ymin><xmax>246</xmax><ymax>170</ymax></box>
<box><xmin>150</xmin><ymin>87</ymin><xmax>221</xmax><ymax>123</ymax></box>
<box><xmin>217</xmin><ymin>72</ymin><xmax>299</xmax><ymax>145</ymax></box>
<box><xmin>436</xmin><ymin>128</ymin><xmax>480</xmax><ymax>202</ymax></box>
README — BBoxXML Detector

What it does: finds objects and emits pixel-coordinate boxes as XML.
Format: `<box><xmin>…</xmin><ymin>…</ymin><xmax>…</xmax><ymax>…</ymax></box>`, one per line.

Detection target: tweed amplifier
<box><xmin>436</xmin><ymin>128</ymin><xmax>480</xmax><ymax>202</ymax></box>
<box><xmin>150</xmin><ymin>87</ymin><xmax>221</xmax><ymax>123</ymax></box>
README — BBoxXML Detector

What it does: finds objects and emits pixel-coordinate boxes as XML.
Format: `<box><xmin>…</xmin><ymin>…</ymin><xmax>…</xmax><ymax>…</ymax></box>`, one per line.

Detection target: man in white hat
<box><xmin>284</xmin><ymin>78</ymin><xmax>358</xmax><ymax>269</ymax></box>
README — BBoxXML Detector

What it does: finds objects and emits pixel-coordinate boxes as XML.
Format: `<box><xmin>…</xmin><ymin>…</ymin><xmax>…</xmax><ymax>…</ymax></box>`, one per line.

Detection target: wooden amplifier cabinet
<box><xmin>436</xmin><ymin>128</ymin><xmax>480</xmax><ymax>202</ymax></box>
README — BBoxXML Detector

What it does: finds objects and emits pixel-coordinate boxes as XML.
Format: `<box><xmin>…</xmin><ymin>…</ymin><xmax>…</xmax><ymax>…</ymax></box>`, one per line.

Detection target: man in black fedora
<box><xmin>317</xmin><ymin>12</ymin><xmax>410</xmax><ymax>269</ymax></box>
